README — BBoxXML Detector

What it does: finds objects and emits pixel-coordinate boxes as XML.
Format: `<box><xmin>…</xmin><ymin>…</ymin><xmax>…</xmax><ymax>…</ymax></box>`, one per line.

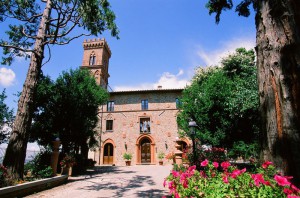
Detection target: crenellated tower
<box><xmin>80</xmin><ymin>38</ymin><xmax>111</xmax><ymax>89</ymax></box>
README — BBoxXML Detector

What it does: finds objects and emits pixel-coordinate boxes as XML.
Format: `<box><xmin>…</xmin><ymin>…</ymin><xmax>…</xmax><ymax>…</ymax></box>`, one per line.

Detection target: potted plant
<box><xmin>165</xmin><ymin>152</ymin><xmax>175</xmax><ymax>164</ymax></box>
<box><xmin>60</xmin><ymin>154</ymin><xmax>76</xmax><ymax>176</ymax></box>
<box><xmin>158</xmin><ymin>152</ymin><xmax>165</xmax><ymax>165</ymax></box>
<box><xmin>123</xmin><ymin>153</ymin><xmax>132</xmax><ymax>166</ymax></box>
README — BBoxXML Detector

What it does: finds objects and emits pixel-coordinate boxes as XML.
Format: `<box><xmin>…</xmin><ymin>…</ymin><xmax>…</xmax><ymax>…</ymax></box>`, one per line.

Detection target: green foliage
<box><xmin>0</xmin><ymin>89</ymin><xmax>13</xmax><ymax>144</ymax></box>
<box><xmin>206</xmin><ymin>0</ymin><xmax>256</xmax><ymax>24</ymax></box>
<box><xmin>177</xmin><ymin>48</ymin><xmax>259</xmax><ymax>155</ymax></box>
<box><xmin>228</xmin><ymin>141</ymin><xmax>259</xmax><ymax>160</ymax></box>
<box><xmin>60</xmin><ymin>154</ymin><xmax>76</xmax><ymax>168</ymax></box>
<box><xmin>36</xmin><ymin>166</ymin><xmax>53</xmax><ymax>179</ymax></box>
<box><xmin>0</xmin><ymin>0</ymin><xmax>119</xmax><ymax>65</ymax></box>
<box><xmin>0</xmin><ymin>164</ymin><xmax>14</xmax><ymax>187</ymax></box>
<box><xmin>158</xmin><ymin>152</ymin><xmax>165</xmax><ymax>160</ymax></box>
<box><xmin>165</xmin><ymin>161</ymin><xmax>300</xmax><ymax>197</ymax></box>
<box><xmin>24</xmin><ymin>150</ymin><xmax>53</xmax><ymax>179</ymax></box>
<box><xmin>123</xmin><ymin>153</ymin><xmax>132</xmax><ymax>160</ymax></box>
<box><xmin>30</xmin><ymin>69</ymin><xmax>109</xmax><ymax>153</ymax></box>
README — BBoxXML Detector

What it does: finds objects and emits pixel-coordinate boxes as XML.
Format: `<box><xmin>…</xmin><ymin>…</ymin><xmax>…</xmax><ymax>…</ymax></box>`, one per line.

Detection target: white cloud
<box><xmin>114</xmin><ymin>69</ymin><xmax>190</xmax><ymax>91</ymax></box>
<box><xmin>0</xmin><ymin>67</ymin><xmax>16</xmax><ymax>87</ymax></box>
<box><xmin>197</xmin><ymin>37</ymin><xmax>255</xmax><ymax>66</ymax></box>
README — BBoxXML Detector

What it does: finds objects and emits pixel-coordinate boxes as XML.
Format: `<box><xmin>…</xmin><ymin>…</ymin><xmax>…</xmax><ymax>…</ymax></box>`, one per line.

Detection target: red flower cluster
<box><xmin>165</xmin><ymin>152</ymin><xmax>175</xmax><ymax>160</ymax></box>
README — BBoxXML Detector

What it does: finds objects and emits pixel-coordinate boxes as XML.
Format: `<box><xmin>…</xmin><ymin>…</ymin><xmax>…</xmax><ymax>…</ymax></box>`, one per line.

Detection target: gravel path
<box><xmin>26</xmin><ymin>165</ymin><xmax>172</xmax><ymax>198</ymax></box>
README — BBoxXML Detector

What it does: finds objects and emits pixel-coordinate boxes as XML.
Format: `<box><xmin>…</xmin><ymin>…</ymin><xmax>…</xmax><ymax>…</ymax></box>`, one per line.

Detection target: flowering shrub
<box><xmin>0</xmin><ymin>164</ymin><xmax>15</xmax><ymax>187</ymax></box>
<box><xmin>166</xmin><ymin>152</ymin><xmax>175</xmax><ymax>161</ymax></box>
<box><xmin>60</xmin><ymin>154</ymin><xmax>76</xmax><ymax>168</ymax></box>
<box><xmin>164</xmin><ymin>160</ymin><xmax>300</xmax><ymax>198</ymax></box>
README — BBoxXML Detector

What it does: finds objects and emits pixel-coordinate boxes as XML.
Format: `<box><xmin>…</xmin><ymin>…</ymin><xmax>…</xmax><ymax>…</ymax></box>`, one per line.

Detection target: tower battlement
<box><xmin>83</xmin><ymin>38</ymin><xmax>111</xmax><ymax>56</ymax></box>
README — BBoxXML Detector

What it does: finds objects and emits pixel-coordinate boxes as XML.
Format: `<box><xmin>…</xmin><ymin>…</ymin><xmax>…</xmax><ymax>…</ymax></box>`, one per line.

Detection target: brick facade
<box><xmin>82</xmin><ymin>39</ymin><xmax>190</xmax><ymax>166</ymax></box>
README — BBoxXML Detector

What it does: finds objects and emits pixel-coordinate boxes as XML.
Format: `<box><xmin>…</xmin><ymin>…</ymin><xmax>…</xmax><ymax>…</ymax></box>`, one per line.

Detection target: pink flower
<box><xmin>262</xmin><ymin>161</ymin><xmax>273</xmax><ymax>169</ymax></box>
<box><xmin>175</xmin><ymin>192</ymin><xmax>180</xmax><ymax>198</ymax></box>
<box><xmin>213</xmin><ymin>162</ymin><xmax>219</xmax><ymax>168</ymax></box>
<box><xmin>223</xmin><ymin>175</ymin><xmax>229</xmax><ymax>184</ymax></box>
<box><xmin>163</xmin><ymin>178</ymin><xmax>166</xmax><ymax>187</ymax></box>
<box><xmin>291</xmin><ymin>184</ymin><xmax>300</xmax><ymax>193</ymax></box>
<box><xmin>287</xmin><ymin>195</ymin><xmax>300</xmax><ymax>198</ymax></box>
<box><xmin>172</xmin><ymin>170</ymin><xmax>180</xmax><ymax>178</ymax></box>
<box><xmin>188</xmin><ymin>165</ymin><xmax>196</xmax><ymax>172</ymax></box>
<box><xmin>251</xmin><ymin>173</ymin><xmax>266</xmax><ymax>187</ymax></box>
<box><xmin>274</xmin><ymin>175</ymin><xmax>291</xmax><ymax>186</ymax></box>
<box><xmin>230</xmin><ymin>168</ymin><xmax>246</xmax><ymax>179</ymax></box>
<box><xmin>284</xmin><ymin>188</ymin><xmax>293</xmax><ymax>195</ymax></box>
<box><xmin>221</xmin><ymin>161</ymin><xmax>231</xmax><ymax>170</ymax></box>
<box><xmin>201</xmin><ymin>159</ymin><xmax>209</xmax><ymax>167</ymax></box>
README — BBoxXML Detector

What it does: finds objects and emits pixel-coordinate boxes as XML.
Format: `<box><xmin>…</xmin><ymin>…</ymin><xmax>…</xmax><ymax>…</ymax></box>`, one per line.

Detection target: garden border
<box><xmin>0</xmin><ymin>175</ymin><xmax>68</xmax><ymax>198</ymax></box>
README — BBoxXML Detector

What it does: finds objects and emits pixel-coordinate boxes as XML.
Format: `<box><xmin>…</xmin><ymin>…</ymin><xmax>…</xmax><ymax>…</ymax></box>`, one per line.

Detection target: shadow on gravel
<box><xmin>74</xmin><ymin>166</ymin><xmax>168</xmax><ymax>197</ymax></box>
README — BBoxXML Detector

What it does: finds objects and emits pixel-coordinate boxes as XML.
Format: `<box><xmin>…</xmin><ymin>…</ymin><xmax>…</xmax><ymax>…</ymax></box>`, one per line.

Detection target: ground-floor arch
<box><xmin>102</xmin><ymin>139</ymin><xmax>115</xmax><ymax>165</ymax></box>
<box><xmin>136</xmin><ymin>134</ymin><xmax>155</xmax><ymax>164</ymax></box>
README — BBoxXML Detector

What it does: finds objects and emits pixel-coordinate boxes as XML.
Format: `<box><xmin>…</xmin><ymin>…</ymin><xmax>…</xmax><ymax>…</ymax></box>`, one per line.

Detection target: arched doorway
<box><xmin>136</xmin><ymin>135</ymin><xmax>155</xmax><ymax>164</ymax></box>
<box><xmin>141</xmin><ymin>138</ymin><xmax>151</xmax><ymax>163</ymax></box>
<box><xmin>103</xmin><ymin>143</ymin><xmax>114</xmax><ymax>165</ymax></box>
<box><xmin>178</xmin><ymin>141</ymin><xmax>188</xmax><ymax>152</ymax></box>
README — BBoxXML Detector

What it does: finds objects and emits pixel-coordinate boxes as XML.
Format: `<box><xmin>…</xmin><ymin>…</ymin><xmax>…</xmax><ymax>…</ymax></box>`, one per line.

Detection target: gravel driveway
<box><xmin>26</xmin><ymin>165</ymin><xmax>172</xmax><ymax>198</ymax></box>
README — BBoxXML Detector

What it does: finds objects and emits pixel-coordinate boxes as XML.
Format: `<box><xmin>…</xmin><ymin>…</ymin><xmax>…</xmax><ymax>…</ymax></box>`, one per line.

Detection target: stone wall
<box><xmin>91</xmin><ymin>89</ymin><xmax>189</xmax><ymax>166</ymax></box>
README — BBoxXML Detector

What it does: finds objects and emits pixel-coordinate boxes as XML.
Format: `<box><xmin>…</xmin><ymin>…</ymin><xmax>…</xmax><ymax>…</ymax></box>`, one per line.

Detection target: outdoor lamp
<box><xmin>189</xmin><ymin>120</ymin><xmax>197</xmax><ymax>167</ymax></box>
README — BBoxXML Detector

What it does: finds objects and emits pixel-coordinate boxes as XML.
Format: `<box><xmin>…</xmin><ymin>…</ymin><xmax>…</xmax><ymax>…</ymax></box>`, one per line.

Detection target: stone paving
<box><xmin>26</xmin><ymin>165</ymin><xmax>172</xmax><ymax>198</ymax></box>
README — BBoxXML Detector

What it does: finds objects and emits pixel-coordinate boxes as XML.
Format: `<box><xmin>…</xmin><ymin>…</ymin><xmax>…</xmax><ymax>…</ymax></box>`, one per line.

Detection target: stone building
<box><xmin>81</xmin><ymin>38</ymin><xmax>190</xmax><ymax>166</ymax></box>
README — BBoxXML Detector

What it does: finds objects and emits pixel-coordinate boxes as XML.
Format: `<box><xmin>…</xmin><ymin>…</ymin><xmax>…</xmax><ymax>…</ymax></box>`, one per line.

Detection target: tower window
<box><xmin>89</xmin><ymin>54</ymin><xmax>96</xmax><ymax>65</ymax></box>
<box><xmin>107</xmin><ymin>101</ymin><xmax>114</xmax><ymax>112</ymax></box>
<box><xmin>141</xmin><ymin>99</ymin><xmax>148</xmax><ymax>110</ymax></box>
<box><xmin>106</xmin><ymin>120</ymin><xmax>113</xmax><ymax>131</ymax></box>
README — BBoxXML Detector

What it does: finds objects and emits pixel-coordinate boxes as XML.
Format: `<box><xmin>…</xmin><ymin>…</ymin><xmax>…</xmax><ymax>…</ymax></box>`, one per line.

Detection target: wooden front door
<box><xmin>103</xmin><ymin>143</ymin><xmax>113</xmax><ymax>164</ymax></box>
<box><xmin>141</xmin><ymin>139</ymin><xmax>151</xmax><ymax>163</ymax></box>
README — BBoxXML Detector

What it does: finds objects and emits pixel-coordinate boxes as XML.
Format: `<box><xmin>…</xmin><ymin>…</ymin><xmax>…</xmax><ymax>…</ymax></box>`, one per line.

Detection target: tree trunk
<box><xmin>256</xmin><ymin>0</ymin><xmax>300</xmax><ymax>184</ymax></box>
<box><xmin>3</xmin><ymin>0</ymin><xmax>52</xmax><ymax>179</ymax></box>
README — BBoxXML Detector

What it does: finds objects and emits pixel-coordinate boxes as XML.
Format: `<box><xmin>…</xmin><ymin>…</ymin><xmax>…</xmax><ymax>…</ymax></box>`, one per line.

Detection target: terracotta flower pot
<box><xmin>159</xmin><ymin>161</ymin><xmax>163</xmax><ymax>165</ymax></box>
<box><xmin>125</xmin><ymin>161</ymin><xmax>131</xmax><ymax>166</ymax></box>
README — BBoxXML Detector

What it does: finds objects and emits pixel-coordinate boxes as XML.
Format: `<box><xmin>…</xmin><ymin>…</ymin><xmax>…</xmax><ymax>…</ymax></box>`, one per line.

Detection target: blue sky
<box><xmin>0</xmin><ymin>0</ymin><xmax>256</xmax><ymax>112</ymax></box>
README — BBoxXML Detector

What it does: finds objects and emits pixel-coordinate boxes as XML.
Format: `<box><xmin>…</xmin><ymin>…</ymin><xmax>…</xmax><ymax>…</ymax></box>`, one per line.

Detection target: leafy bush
<box><xmin>72</xmin><ymin>154</ymin><xmax>85</xmax><ymax>175</ymax></box>
<box><xmin>164</xmin><ymin>160</ymin><xmax>300</xmax><ymax>198</ymax></box>
<box><xmin>24</xmin><ymin>150</ymin><xmax>53</xmax><ymax>179</ymax></box>
<box><xmin>123</xmin><ymin>153</ymin><xmax>132</xmax><ymax>160</ymax></box>
<box><xmin>0</xmin><ymin>164</ymin><xmax>15</xmax><ymax>187</ymax></box>
<box><xmin>36</xmin><ymin>166</ymin><xmax>53</xmax><ymax>178</ymax></box>
<box><xmin>158</xmin><ymin>152</ymin><xmax>165</xmax><ymax>160</ymax></box>
<box><xmin>86</xmin><ymin>158</ymin><xmax>96</xmax><ymax>168</ymax></box>
<box><xmin>228</xmin><ymin>141</ymin><xmax>259</xmax><ymax>160</ymax></box>
<box><xmin>60</xmin><ymin>154</ymin><xmax>76</xmax><ymax>168</ymax></box>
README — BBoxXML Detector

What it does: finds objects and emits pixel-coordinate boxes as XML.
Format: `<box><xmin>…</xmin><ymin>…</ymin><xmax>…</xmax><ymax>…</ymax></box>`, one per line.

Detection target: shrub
<box><xmin>0</xmin><ymin>164</ymin><xmax>15</xmax><ymax>187</ymax></box>
<box><xmin>36</xmin><ymin>166</ymin><xmax>53</xmax><ymax>178</ymax></box>
<box><xmin>158</xmin><ymin>152</ymin><xmax>165</xmax><ymax>161</ymax></box>
<box><xmin>60</xmin><ymin>154</ymin><xmax>76</xmax><ymax>168</ymax></box>
<box><xmin>228</xmin><ymin>141</ymin><xmax>259</xmax><ymax>160</ymax></box>
<box><xmin>164</xmin><ymin>160</ymin><xmax>300</xmax><ymax>198</ymax></box>
<box><xmin>165</xmin><ymin>152</ymin><xmax>175</xmax><ymax>161</ymax></box>
<box><xmin>86</xmin><ymin>158</ymin><xmax>97</xmax><ymax>168</ymax></box>
<box><xmin>123</xmin><ymin>153</ymin><xmax>132</xmax><ymax>161</ymax></box>
<box><xmin>24</xmin><ymin>150</ymin><xmax>53</xmax><ymax>179</ymax></box>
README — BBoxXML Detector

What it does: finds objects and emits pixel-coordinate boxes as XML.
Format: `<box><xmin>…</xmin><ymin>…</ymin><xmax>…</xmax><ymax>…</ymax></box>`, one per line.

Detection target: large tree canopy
<box><xmin>178</xmin><ymin>48</ymin><xmax>259</xmax><ymax>153</ymax></box>
<box><xmin>0</xmin><ymin>0</ymin><xmax>118</xmax><ymax>179</ymax></box>
<box><xmin>30</xmin><ymin>69</ymin><xmax>108</xmax><ymax>158</ymax></box>
<box><xmin>205</xmin><ymin>0</ymin><xmax>300</xmax><ymax>184</ymax></box>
